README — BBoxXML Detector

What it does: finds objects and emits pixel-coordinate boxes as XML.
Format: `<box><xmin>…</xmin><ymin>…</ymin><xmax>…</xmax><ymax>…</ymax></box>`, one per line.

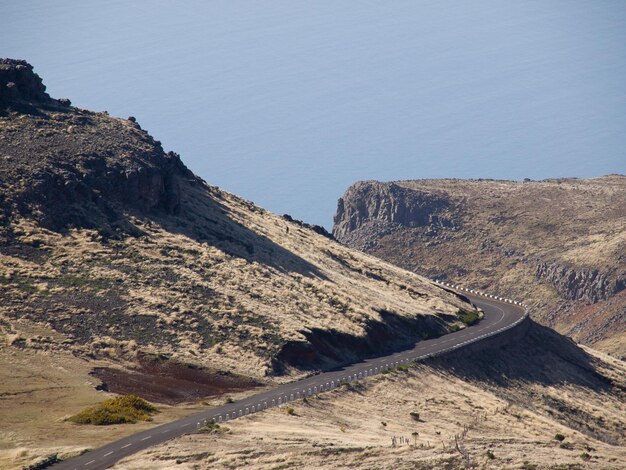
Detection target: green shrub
<box><xmin>410</xmin><ymin>411</ymin><xmax>420</xmax><ymax>421</ymax></box>
<box><xmin>486</xmin><ymin>450</ymin><xmax>495</xmax><ymax>460</ymax></box>
<box><xmin>285</xmin><ymin>406</ymin><xmax>295</xmax><ymax>415</ymax></box>
<box><xmin>579</xmin><ymin>452</ymin><xmax>591</xmax><ymax>461</ymax></box>
<box><xmin>68</xmin><ymin>394</ymin><xmax>157</xmax><ymax>425</ymax></box>
<box><xmin>559</xmin><ymin>442</ymin><xmax>574</xmax><ymax>450</ymax></box>
<box><xmin>457</xmin><ymin>309</ymin><xmax>480</xmax><ymax>326</ymax></box>
<box><xmin>198</xmin><ymin>419</ymin><xmax>221</xmax><ymax>433</ymax></box>
<box><xmin>554</xmin><ymin>433</ymin><xmax>566</xmax><ymax>441</ymax></box>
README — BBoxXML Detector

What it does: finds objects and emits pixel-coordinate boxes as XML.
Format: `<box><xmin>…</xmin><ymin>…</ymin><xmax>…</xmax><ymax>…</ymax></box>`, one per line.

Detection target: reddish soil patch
<box><xmin>90</xmin><ymin>354</ymin><xmax>261</xmax><ymax>405</ymax></box>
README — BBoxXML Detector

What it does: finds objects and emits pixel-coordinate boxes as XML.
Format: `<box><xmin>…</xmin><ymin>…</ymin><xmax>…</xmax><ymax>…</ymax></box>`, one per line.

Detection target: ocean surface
<box><xmin>3</xmin><ymin>1</ymin><xmax>625</xmax><ymax>227</ymax></box>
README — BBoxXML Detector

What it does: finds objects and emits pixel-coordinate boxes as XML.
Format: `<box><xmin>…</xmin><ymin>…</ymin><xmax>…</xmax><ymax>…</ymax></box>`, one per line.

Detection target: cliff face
<box><xmin>333</xmin><ymin>181</ymin><xmax>455</xmax><ymax>237</ymax></box>
<box><xmin>0</xmin><ymin>60</ymin><xmax>475</xmax><ymax>387</ymax></box>
<box><xmin>333</xmin><ymin>178</ymin><xmax>626</xmax><ymax>358</ymax></box>
<box><xmin>535</xmin><ymin>261</ymin><xmax>624</xmax><ymax>303</ymax></box>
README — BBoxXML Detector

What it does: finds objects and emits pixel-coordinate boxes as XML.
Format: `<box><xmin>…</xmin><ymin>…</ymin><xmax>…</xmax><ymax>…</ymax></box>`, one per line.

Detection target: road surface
<box><xmin>51</xmin><ymin>285</ymin><xmax>527</xmax><ymax>470</ymax></box>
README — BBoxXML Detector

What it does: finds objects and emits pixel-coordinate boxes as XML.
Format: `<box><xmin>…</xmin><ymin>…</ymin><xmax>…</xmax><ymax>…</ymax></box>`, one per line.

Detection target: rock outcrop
<box><xmin>333</xmin><ymin>181</ymin><xmax>455</xmax><ymax>240</ymax></box>
<box><xmin>535</xmin><ymin>261</ymin><xmax>624</xmax><ymax>303</ymax></box>
<box><xmin>0</xmin><ymin>58</ymin><xmax>196</xmax><ymax>236</ymax></box>
<box><xmin>0</xmin><ymin>58</ymin><xmax>68</xmax><ymax>110</ymax></box>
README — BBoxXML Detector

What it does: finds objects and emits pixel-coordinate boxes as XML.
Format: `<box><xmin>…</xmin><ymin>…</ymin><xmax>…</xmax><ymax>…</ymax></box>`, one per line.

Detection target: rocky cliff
<box><xmin>0</xmin><ymin>58</ymin><xmax>56</xmax><ymax>106</ymax></box>
<box><xmin>333</xmin><ymin>178</ymin><xmax>626</xmax><ymax>358</ymax></box>
<box><xmin>535</xmin><ymin>261</ymin><xmax>624</xmax><ymax>303</ymax></box>
<box><xmin>334</xmin><ymin>181</ymin><xmax>455</xmax><ymax>236</ymax></box>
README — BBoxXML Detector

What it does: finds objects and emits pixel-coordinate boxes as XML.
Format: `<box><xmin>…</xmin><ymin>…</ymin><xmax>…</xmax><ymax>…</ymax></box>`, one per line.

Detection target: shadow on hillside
<box><xmin>431</xmin><ymin>321</ymin><xmax>612</xmax><ymax>392</ymax></box>
<box><xmin>274</xmin><ymin>309</ymin><xmax>449</xmax><ymax>374</ymax></box>
<box><xmin>157</xmin><ymin>180</ymin><xmax>327</xmax><ymax>280</ymax></box>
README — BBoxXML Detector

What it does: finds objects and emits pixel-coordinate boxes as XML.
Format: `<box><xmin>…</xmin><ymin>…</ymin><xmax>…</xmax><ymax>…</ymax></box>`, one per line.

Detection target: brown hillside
<box><xmin>116</xmin><ymin>322</ymin><xmax>626</xmax><ymax>469</ymax></box>
<box><xmin>0</xmin><ymin>58</ymin><xmax>472</xmax><ymax>390</ymax></box>
<box><xmin>333</xmin><ymin>177</ymin><xmax>626</xmax><ymax>358</ymax></box>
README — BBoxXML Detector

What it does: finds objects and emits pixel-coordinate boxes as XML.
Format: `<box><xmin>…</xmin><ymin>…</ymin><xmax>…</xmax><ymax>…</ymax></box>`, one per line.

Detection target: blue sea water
<box><xmin>2</xmin><ymin>1</ymin><xmax>625</xmax><ymax>227</ymax></box>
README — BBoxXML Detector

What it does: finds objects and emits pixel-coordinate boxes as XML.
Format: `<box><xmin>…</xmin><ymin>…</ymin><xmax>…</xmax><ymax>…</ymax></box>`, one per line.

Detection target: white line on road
<box><xmin>121</xmin><ymin>443</ymin><xmax>132</xmax><ymax>448</ymax></box>
<box><xmin>84</xmin><ymin>460</ymin><xmax>95</xmax><ymax>466</ymax></box>
<box><xmin>141</xmin><ymin>435</ymin><xmax>152</xmax><ymax>441</ymax></box>
<box><xmin>103</xmin><ymin>451</ymin><xmax>114</xmax><ymax>457</ymax></box>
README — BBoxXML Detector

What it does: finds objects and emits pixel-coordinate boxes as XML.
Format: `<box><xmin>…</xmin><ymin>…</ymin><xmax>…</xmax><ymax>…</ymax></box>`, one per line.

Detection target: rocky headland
<box><xmin>333</xmin><ymin>177</ymin><xmax>626</xmax><ymax>358</ymax></box>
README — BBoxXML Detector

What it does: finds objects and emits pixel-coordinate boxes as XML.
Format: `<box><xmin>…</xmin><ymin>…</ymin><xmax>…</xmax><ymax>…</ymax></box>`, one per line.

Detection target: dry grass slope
<box><xmin>114</xmin><ymin>323</ymin><xmax>626</xmax><ymax>469</ymax></box>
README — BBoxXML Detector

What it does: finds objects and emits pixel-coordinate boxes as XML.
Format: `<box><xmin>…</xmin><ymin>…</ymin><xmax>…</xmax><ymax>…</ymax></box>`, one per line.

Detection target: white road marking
<box><xmin>121</xmin><ymin>443</ymin><xmax>132</xmax><ymax>448</ymax></box>
<box><xmin>84</xmin><ymin>460</ymin><xmax>95</xmax><ymax>466</ymax></box>
<box><xmin>103</xmin><ymin>451</ymin><xmax>114</xmax><ymax>457</ymax></box>
<box><xmin>141</xmin><ymin>435</ymin><xmax>152</xmax><ymax>441</ymax></box>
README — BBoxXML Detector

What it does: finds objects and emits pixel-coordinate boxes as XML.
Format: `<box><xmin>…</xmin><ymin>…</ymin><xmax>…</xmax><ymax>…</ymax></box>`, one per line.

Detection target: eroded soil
<box><xmin>91</xmin><ymin>355</ymin><xmax>261</xmax><ymax>405</ymax></box>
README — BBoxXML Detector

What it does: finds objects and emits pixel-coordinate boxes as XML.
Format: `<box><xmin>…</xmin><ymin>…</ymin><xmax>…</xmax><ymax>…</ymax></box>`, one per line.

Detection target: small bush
<box><xmin>198</xmin><ymin>419</ymin><xmax>221</xmax><ymax>433</ymax></box>
<box><xmin>68</xmin><ymin>394</ymin><xmax>157</xmax><ymax>425</ymax></box>
<box><xmin>410</xmin><ymin>411</ymin><xmax>420</xmax><ymax>421</ymax></box>
<box><xmin>381</xmin><ymin>421</ymin><xmax>387</xmax><ymax>427</ymax></box>
<box><xmin>579</xmin><ymin>452</ymin><xmax>591</xmax><ymax>461</ymax></box>
<box><xmin>554</xmin><ymin>433</ymin><xmax>566</xmax><ymax>441</ymax></box>
<box><xmin>285</xmin><ymin>406</ymin><xmax>295</xmax><ymax>415</ymax></box>
<box><xmin>225</xmin><ymin>397</ymin><xmax>234</xmax><ymax>404</ymax></box>
<box><xmin>486</xmin><ymin>450</ymin><xmax>495</xmax><ymax>460</ymax></box>
<box><xmin>559</xmin><ymin>442</ymin><xmax>574</xmax><ymax>450</ymax></box>
<box><xmin>457</xmin><ymin>309</ymin><xmax>480</xmax><ymax>326</ymax></box>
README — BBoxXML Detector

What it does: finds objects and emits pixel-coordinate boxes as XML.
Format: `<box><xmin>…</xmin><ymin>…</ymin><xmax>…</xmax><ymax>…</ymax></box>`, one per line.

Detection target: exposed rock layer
<box><xmin>535</xmin><ymin>261</ymin><xmax>624</xmax><ymax>303</ymax></box>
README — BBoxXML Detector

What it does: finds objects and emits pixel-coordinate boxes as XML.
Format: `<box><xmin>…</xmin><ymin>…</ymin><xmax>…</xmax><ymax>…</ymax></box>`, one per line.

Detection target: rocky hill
<box><xmin>0</xmin><ymin>57</ymin><xmax>476</xmax><ymax>394</ymax></box>
<box><xmin>333</xmin><ymin>178</ymin><xmax>626</xmax><ymax>358</ymax></box>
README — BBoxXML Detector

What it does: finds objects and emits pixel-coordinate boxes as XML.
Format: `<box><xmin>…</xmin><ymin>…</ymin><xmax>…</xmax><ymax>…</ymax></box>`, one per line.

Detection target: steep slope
<box><xmin>0</xmin><ymin>60</ymin><xmax>483</xmax><ymax>466</ymax></box>
<box><xmin>333</xmin><ymin>178</ymin><xmax>626</xmax><ymax>358</ymax></box>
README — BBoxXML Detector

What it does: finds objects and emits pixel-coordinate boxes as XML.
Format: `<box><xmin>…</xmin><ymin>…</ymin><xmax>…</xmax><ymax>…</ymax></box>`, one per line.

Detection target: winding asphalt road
<box><xmin>51</xmin><ymin>284</ymin><xmax>527</xmax><ymax>470</ymax></box>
